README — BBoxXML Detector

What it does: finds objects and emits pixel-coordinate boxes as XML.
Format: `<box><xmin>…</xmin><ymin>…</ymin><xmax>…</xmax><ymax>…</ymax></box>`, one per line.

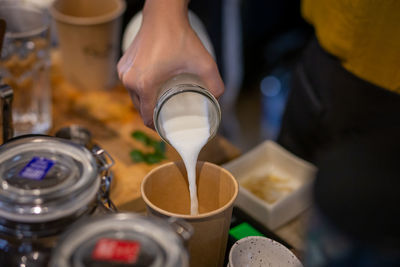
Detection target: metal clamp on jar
<box><xmin>54</xmin><ymin>124</ymin><xmax>117</xmax><ymax>212</ymax></box>
<box><xmin>0</xmin><ymin>84</ymin><xmax>117</xmax><ymax>266</ymax></box>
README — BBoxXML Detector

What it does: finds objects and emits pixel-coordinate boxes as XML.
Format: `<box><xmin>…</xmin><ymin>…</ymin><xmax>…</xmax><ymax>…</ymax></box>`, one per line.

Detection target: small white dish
<box><xmin>222</xmin><ymin>140</ymin><xmax>317</xmax><ymax>230</ymax></box>
<box><xmin>227</xmin><ymin>236</ymin><xmax>303</xmax><ymax>267</ymax></box>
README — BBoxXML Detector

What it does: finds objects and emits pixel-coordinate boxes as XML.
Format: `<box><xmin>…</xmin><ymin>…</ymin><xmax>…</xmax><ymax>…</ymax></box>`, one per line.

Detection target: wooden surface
<box><xmin>49</xmin><ymin>51</ymin><xmax>241</xmax><ymax>211</ymax></box>
<box><xmin>275</xmin><ymin>209</ymin><xmax>310</xmax><ymax>256</ymax></box>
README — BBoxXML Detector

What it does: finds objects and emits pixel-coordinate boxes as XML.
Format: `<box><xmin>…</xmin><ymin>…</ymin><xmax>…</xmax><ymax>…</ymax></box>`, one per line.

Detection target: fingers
<box><xmin>194</xmin><ymin>59</ymin><xmax>225</xmax><ymax>100</ymax></box>
<box><xmin>117</xmin><ymin>52</ymin><xmax>130</xmax><ymax>81</ymax></box>
<box><xmin>121</xmin><ymin>67</ymin><xmax>158</xmax><ymax>129</ymax></box>
<box><xmin>127</xmin><ymin>88</ymin><xmax>156</xmax><ymax>129</ymax></box>
<box><xmin>140</xmin><ymin>100</ymin><xmax>156</xmax><ymax>129</ymax></box>
<box><xmin>128</xmin><ymin>90</ymin><xmax>140</xmax><ymax>112</ymax></box>
<box><xmin>117</xmin><ymin>40</ymin><xmax>138</xmax><ymax>81</ymax></box>
<box><xmin>208</xmin><ymin>71</ymin><xmax>225</xmax><ymax>100</ymax></box>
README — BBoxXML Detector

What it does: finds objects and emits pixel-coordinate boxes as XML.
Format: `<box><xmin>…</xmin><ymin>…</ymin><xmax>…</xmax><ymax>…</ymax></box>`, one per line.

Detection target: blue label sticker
<box><xmin>19</xmin><ymin>157</ymin><xmax>55</xmax><ymax>180</ymax></box>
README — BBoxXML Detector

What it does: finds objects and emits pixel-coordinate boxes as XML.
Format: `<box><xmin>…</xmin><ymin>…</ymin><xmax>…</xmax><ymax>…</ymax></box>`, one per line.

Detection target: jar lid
<box><xmin>50</xmin><ymin>213</ymin><xmax>189</xmax><ymax>267</ymax></box>
<box><xmin>0</xmin><ymin>135</ymin><xmax>99</xmax><ymax>222</ymax></box>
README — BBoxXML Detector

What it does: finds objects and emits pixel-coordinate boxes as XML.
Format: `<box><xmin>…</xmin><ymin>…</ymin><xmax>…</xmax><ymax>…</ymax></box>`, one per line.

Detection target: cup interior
<box><xmin>141</xmin><ymin>161</ymin><xmax>238</xmax><ymax>217</ymax></box>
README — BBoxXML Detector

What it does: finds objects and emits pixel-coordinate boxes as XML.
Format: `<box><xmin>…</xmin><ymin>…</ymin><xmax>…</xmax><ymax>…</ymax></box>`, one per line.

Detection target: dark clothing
<box><xmin>277</xmin><ymin>37</ymin><xmax>400</xmax><ymax>164</ymax></box>
<box><xmin>312</xmin><ymin>130</ymin><xmax>400</xmax><ymax>249</ymax></box>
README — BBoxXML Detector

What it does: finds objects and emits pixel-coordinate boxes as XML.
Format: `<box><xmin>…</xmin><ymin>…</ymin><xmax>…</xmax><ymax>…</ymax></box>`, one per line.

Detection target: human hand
<box><xmin>117</xmin><ymin>0</ymin><xmax>224</xmax><ymax>128</ymax></box>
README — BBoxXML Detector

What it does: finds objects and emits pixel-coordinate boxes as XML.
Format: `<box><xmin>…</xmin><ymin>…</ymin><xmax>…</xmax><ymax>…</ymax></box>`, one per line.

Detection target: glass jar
<box><xmin>0</xmin><ymin>0</ymin><xmax>53</xmax><ymax>136</ymax></box>
<box><xmin>49</xmin><ymin>213</ymin><xmax>192</xmax><ymax>267</ymax></box>
<box><xmin>0</xmin><ymin>135</ymin><xmax>115</xmax><ymax>266</ymax></box>
<box><xmin>153</xmin><ymin>73</ymin><xmax>221</xmax><ymax>146</ymax></box>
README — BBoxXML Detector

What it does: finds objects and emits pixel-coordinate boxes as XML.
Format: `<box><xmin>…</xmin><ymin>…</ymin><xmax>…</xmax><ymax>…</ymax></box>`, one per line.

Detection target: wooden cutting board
<box><xmin>49</xmin><ymin>51</ymin><xmax>241</xmax><ymax>211</ymax></box>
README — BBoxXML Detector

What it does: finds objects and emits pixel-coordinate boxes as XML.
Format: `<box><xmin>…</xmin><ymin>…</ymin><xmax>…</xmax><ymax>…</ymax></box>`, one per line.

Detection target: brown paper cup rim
<box><xmin>50</xmin><ymin>0</ymin><xmax>126</xmax><ymax>26</ymax></box>
<box><xmin>141</xmin><ymin>161</ymin><xmax>239</xmax><ymax>220</ymax></box>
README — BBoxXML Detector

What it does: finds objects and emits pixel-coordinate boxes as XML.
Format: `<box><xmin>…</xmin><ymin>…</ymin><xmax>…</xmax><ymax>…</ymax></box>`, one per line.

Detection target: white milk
<box><xmin>161</xmin><ymin>92</ymin><xmax>211</xmax><ymax>215</ymax></box>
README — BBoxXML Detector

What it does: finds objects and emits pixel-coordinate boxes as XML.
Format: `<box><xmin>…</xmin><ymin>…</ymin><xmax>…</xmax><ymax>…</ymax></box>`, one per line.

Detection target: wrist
<box><xmin>143</xmin><ymin>0</ymin><xmax>189</xmax><ymax>22</ymax></box>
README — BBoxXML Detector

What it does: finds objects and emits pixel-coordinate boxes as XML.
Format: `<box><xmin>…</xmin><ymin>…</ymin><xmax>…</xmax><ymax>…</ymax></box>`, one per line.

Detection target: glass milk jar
<box><xmin>153</xmin><ymin>73</ymin><xmax>221</xmax><ymax>146</ymax></box>
<box><xmin>153</xmin><ymin>74</ymin><xmax>221</xmax><ymax>216</ymax></box>
<box><xmin>0</xmin><ymin>135</ymin><xmax>115</xmax><ymax>266</ymax></box>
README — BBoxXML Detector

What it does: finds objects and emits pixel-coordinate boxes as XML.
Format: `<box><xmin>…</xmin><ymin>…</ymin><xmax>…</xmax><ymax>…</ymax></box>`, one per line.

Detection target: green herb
<box><xmin>130</xmin><ymin>130</ymin><xmax>166</xmax><ymax>164</ymax></box>
<box><xmin>130</xmin><ymin>149</ymin><xmax>145</xmax><ymax>162</ymax></box>
<box><xmin>145</xmin><ymin>152</ymin><xmax>165</xmax><ymax>164</ymax></box>
<box><xmin>153</xmin><ymin>140</ymin><xmax>166</xmax><ymax>154</ymax></box>
<box><xmin>131</xmin><ymin>131</ymin><xmax>152</xmax><ymax>146</ymax></box>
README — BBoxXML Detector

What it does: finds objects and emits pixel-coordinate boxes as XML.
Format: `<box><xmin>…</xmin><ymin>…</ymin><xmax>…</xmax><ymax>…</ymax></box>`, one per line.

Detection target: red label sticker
<box><xmin>92</xmin><ymin>238</ymin><xmax>140</xmax><ymax>263</ymax></box>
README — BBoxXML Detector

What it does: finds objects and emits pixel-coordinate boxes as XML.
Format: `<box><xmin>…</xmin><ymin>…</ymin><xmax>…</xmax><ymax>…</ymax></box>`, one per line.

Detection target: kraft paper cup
<box><xmin>141</xmin><ymin>161</ymin><xmax>238</xmax><ymax>267</ymax></box>
<box><xmin>50</xmin><ymin>0</ymin><xmax>125</xmax><ymax>90</ymax></box>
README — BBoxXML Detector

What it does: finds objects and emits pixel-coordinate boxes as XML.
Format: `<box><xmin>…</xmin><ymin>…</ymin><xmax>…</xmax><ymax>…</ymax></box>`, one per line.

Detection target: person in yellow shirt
<box><xmin>277</xmin><ymin>0</ymin><xmax>400</xmax><ymax>162</ymax></box>
<box><xmin>118</xmin><ymin>0</ymin><xmax>400</xmax><ymax>265</ymax></box>
<box><xmin>303</xmin><ymin>0</ymin><xmax>400</xmax><ymax>93</ymax></box>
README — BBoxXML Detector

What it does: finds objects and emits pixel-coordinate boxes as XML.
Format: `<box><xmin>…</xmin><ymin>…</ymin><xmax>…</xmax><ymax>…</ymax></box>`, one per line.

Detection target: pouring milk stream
<box><xmin>158</xmin><ymin>86</ymin><xmax>214</xmax><ymax>215</ymax></box>
<box><xmin>123</xmin><ymin>10</ymin><xmax>220</xmax><ymax>215</ymax></box>
<box><xmin>154</xmin><ymin>75</ymin><xmax>221</xmax><ymax>215</ymax></box>
<box><xmin>161</xmin><ymin>108</ymin><xmax>210</xmax><ymax>214</ymax></box>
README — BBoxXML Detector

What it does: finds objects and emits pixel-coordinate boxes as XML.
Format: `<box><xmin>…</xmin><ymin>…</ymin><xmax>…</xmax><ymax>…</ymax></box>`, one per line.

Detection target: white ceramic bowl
<box><xmin>223</xmin><ymin>140</ymin><xmax>317</xmax><ymax>230</ymax></box>
<box><xmin>228</xmin><ymin>236</ymin><xmax>303</xmax><ymax>267</ymax></box>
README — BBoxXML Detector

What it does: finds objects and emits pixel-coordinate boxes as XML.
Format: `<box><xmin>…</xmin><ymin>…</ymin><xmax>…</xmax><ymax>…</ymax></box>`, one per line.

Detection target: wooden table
<box><xmin>49</xmin><ymin>51</ymin><xmax>308</xmax><ymax>255</ymax></box>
